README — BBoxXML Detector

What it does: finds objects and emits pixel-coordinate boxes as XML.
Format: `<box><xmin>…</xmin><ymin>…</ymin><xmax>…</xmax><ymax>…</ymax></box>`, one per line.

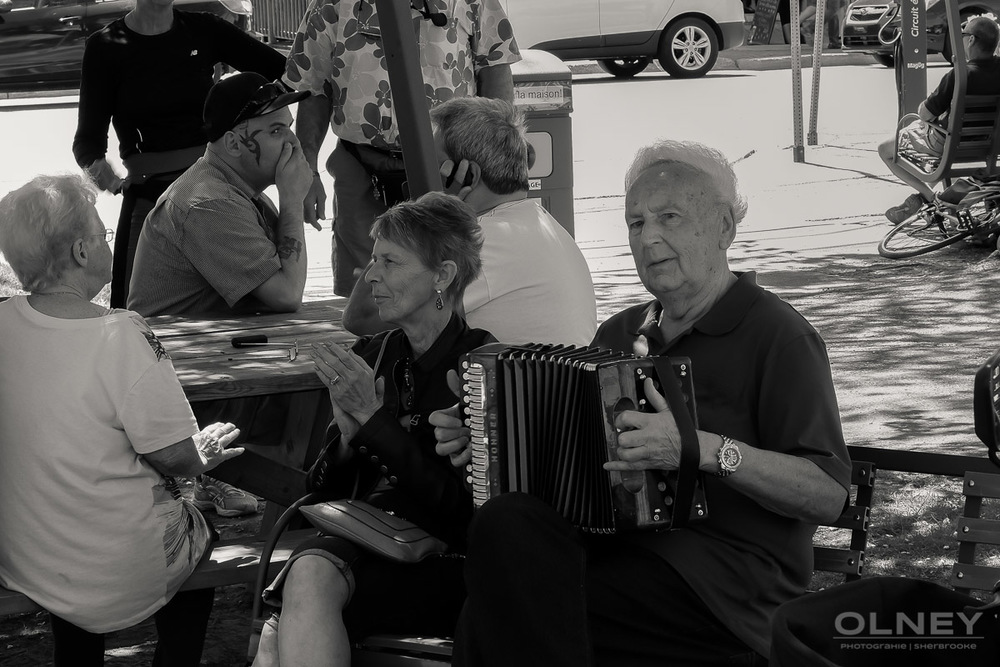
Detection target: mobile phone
<box><xmin>445</xmin><ymin>161</ymin><xmax>474</xmax><ymax>188</ymax></box>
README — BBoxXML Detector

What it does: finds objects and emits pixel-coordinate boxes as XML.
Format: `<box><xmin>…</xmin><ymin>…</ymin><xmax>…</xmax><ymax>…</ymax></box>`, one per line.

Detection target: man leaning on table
<box><xmin>128</xmin><ymin>72</ymin><xmax>314</xmax><ymax>317</ymax></box>
<box><xmin>128</xmin><ymin>72</ymin><xmax>314</xmax><ymax>518</ymax></box>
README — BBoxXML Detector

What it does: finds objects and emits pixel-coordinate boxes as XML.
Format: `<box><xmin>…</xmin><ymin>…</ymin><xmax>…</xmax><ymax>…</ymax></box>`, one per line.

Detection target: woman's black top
<box><xmin>72</xmin><ymin>10</ymin><xmax>286</xmax><ymax>167</ymax></box>
<box><xmin>311</xmin><ymin>314</ymin><xmax>495</xmax><ymax>550</ymax></box>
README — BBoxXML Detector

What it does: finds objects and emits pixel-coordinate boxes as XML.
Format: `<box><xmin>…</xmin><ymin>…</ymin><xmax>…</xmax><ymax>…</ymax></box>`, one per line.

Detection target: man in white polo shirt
<box><xmin>343</xmin><ymin>97</ymin><xmax>597</xmax><ymax>346</ymax></box>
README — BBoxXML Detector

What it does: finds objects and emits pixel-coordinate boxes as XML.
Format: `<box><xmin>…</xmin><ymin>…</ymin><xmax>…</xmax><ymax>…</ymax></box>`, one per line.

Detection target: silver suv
<box><xmin>502</xmin><ymin>0</ymin><xmax>746</xmax><ymax>79</ymax></box>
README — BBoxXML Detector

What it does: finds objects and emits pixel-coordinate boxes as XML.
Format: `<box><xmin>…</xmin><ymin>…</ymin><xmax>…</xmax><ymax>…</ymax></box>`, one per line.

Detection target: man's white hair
<box><xmin>624</xmin><ymin>139</ymin><xmax>748</xmax><ymax>225</ymax></box>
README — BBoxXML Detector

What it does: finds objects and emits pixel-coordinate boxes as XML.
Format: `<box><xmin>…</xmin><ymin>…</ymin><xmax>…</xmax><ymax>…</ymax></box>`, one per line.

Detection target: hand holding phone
<box><xmin>441</xmin><ymin>159</ymin><xmax>475</xmax><ymax>196</ymax></box>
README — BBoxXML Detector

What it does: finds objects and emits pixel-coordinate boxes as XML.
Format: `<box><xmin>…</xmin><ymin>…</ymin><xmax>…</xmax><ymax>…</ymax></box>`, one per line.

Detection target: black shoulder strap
<box><xmin>651</xmin><ymin>356</ymin><xmax>701</xmax><ymax>528</ymax></box>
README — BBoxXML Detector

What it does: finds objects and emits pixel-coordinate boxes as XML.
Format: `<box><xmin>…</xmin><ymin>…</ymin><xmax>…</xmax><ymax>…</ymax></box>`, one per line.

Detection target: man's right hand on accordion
<box><xmin>605</xmin><ymin>376</ymin><xmax>695</xmax><ymax>474</ymax></box>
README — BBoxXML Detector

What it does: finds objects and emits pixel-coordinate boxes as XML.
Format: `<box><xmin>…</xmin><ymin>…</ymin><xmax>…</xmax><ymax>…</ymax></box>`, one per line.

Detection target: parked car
<box><xmin>841</xmin><ymin>0</ymin><xmax>1000</xmax><ymax>67</ymax></box>
<box><xmin>0</xmin><ymin>0</ymin><xmax>252</xmax><ymax>89</ymax></box>
<box><xmin>501</xmin><ymin>0</ymin><xmax>746</xmax><ymax>79</ymax></box>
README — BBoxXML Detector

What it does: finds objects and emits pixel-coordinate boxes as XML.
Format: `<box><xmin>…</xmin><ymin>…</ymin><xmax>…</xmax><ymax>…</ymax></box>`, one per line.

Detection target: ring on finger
<box><xmin>331</xmin><ymin>374</ymin><xmax>341</xmax><ymax>385</ymax></box>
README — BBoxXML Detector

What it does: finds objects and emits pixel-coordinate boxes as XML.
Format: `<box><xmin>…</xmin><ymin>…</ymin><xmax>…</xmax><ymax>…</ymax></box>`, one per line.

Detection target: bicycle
<box><xmin>877</xmin><ymin>177</ymin><xmax>1000</xmax><ymax>258</ymax></box>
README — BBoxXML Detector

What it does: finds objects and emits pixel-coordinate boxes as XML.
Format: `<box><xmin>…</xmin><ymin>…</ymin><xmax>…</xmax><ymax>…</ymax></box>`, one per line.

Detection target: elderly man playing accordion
<box><xmin>432</xmin><ymin>139</ymin><xmax>853</xmax><ymax>666</ymax></box>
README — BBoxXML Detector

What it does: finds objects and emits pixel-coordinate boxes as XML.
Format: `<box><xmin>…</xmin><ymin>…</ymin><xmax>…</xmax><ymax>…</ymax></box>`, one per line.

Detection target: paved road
<box><xmin>1</xmin><ymin>62</ymin><xmax>996</xmax><ymax>455</ymax></box>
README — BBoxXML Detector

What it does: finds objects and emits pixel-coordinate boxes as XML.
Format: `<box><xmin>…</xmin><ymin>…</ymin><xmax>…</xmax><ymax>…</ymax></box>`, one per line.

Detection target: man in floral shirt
<box><xmin>284</xmin><ymin>0</ymin><xmax>521</xmax><ymax>296</ymax></box>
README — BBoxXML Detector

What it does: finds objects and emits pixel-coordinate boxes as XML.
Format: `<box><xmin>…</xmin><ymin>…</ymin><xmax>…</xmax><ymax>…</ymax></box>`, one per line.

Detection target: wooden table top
<box><xmin>146</xmin><ymin>298</ymin><xmax>354</xmax><ymax>402</ymax></box>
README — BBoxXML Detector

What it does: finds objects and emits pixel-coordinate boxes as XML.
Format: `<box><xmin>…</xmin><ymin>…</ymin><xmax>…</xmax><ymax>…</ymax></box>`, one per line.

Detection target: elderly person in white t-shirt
<box><xmin>343</xmin><ymin>97</ymin><xmax>597</xmax><ymax>346</ymax></box>
<box><xmin>0</xmin><ymin>174</ymin><xmax>244</xmax><ymax>666</ymax></box>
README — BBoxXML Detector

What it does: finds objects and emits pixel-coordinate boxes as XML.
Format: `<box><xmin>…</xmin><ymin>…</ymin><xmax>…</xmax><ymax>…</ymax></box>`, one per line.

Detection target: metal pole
<box><xmin>373</xmin><ymin>0</ymin><xmax>441</xmax><ymax>197</ymax></box>
<box><xmin>807</xmin><ymin>0</ymin><xmax>826</xmax><ymax>145</ymax></box>
<box><xmin>791</xmin><ymin>0</ymin><xmax>805</xmax><ymax>162</ymax></box>
<box><xmin>897</xmin><ymin>0</ymin><xmax>927</xmax><ymax>118</ymax></box>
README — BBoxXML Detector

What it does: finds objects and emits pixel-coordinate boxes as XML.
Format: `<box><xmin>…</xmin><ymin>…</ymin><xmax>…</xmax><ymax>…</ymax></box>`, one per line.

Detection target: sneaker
<box><xmin>885</xmin><ymin>193</ymin><xmax>927</xmax><ymax>224</ymax></box>
<box><xmin>193</xmin><ymin>475</ymin><xmax>259</xmax><ymax>517</ymax></box>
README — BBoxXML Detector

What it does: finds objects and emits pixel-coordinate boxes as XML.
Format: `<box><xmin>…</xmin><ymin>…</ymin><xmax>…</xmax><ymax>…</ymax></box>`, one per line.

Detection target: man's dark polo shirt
<box><xmin>592</xmin><ymin>271</ymin><xmax>852</xmax><ymax>658</ymax></box>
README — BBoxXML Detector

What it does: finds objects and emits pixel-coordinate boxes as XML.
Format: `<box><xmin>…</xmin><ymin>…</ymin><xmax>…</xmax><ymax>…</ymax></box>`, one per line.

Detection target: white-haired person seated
<box><xmin>432</xmin><ymin>140</ymin><xmax>852</xmax><ymax>666</ymax></box>
<box><xmin>0</xmin><ymin>174</ymin><xmax>245</xmax><ymax>666</ymax></box>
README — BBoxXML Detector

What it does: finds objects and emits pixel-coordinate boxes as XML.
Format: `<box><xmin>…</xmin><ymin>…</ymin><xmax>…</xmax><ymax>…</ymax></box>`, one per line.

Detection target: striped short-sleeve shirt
<box><xmin>128</xmin><ymin>151</ymin><xmax>282</xmax><ymax>317</ymax></box>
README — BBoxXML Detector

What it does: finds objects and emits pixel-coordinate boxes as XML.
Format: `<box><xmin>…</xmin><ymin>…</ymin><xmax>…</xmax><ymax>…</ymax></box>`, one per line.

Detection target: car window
<box><xmin>11</xmin><ymin>0</ymin><xmax>79</xmax><ymax>8</ymax></box>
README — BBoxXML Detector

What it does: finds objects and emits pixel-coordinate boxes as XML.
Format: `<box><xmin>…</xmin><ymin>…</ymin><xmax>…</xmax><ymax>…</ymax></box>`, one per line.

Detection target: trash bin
<box><xmin>511</xmin><ymin>49</ymin><xmax>575</xmax><ymax>236</ymax></box>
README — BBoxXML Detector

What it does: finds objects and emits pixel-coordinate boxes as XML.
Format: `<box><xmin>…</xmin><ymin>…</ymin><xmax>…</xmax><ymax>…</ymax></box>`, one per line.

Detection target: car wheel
<box><xmin>596</xmin><ymin>57</ymin><xmax>652</xmax><ymax>79</ymax></box>
<box><xmin>872</xmin><ymin>53</ymin><xmax>895</xmax><ymax>67</ymax></box>
<box><xmin>657</xmin><ymin>18</ymin><xmax>719</xmax><ymax>79</ymax></box>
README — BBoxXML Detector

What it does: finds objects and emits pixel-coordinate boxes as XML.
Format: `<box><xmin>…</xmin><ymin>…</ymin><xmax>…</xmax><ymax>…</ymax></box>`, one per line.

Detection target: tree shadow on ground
<box><xmin>592</xmin><ymin>242</ymin><xmax>1000</xmax><ymax>455</ymax></box>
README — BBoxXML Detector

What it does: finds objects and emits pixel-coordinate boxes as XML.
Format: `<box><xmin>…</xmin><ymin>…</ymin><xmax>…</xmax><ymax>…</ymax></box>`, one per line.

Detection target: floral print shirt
<box><xmin>283</xmin><ymin>0</ymin><xmax>521</xmax><ymax>149</ymax></box>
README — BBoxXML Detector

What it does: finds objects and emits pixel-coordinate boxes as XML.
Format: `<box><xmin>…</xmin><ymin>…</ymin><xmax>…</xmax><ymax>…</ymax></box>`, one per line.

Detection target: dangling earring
<box><xmin>435</xmin><ymin>289</ymin><xmax>444</xmax><ymax>310</ymax></box>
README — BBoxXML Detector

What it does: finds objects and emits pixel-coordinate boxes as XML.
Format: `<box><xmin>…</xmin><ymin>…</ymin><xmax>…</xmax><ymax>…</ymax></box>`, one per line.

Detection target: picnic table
<box><xmin>147</xmin><ymin>297</ymin><xmax>354</xmax><ymax>526</ymax></box>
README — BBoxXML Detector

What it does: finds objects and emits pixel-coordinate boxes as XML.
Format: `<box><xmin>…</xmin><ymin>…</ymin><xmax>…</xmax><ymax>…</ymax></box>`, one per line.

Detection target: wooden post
<box><xmin>373</xmin><ymin>0</ymin><xmax>442</xmax><ymax>197</ymax></box>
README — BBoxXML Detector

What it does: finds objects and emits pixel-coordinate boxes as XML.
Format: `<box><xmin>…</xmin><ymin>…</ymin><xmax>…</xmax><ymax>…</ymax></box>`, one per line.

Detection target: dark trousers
<box><xmin>110</xmin><ymin>176</ymin><xmax>177</xmax><ymax>308</ymax></box>
<box><xmin>328</xmin><ymin>142</ymin><xmax>393</xmax><ymax>297</ymax></box>
<box><xmin>453</xmin><ymin>493</ymin><xmax>765</xmax><ymax>667</ymax></box>
<box><xmin>49</xmin><ymin>587</ymin><xmax>214</xmax><ymax>666</ymax></box>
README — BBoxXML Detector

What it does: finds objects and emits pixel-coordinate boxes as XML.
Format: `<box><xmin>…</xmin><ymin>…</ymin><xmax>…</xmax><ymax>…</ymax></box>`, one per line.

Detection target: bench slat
<box><xmin>813</xmin><ymin>547</ymin><xmax>864</xmax><ymax>576</ymax></box>
<box><xmin>828</xmin><ymin>505</ymin><xmax>869</xmax><ymax>532</ymax></box>
<box><xmin>963</xmin><ymin>471</ymin><xmax>1000</xmax><ymax>498</ymax></box>
<box><xmin>0</xmin><ymin>529</ymin><xmax>317</xmax><ymax>618</ymax></box>
<box><xmin>950</xmin><ymin>562</ymin><xmax>1000</xmax><ymax>594</ymax></box>
<box><xmin>847</xmin><ymin>446</ymin><xmax>997</xmax><ymax>477</ymax></box>
<box><xmin>955</xmin><ymin>516</ymin><xmax>1000</xmax><ymax>547</ymax></box>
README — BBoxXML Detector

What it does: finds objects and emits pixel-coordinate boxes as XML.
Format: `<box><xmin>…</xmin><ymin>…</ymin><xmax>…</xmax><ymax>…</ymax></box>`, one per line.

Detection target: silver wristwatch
<box><xmin>716</xmin><ymin>435</ymin><xmax>742</xmax><ymax>477</ymax></box>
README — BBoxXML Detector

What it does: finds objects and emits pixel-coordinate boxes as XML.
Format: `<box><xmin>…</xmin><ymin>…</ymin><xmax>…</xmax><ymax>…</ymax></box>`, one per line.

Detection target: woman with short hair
<box><xmin>0</xmin><ymin>174</ymin><xmax>244</xmax><ymax>666</ymax></box>
<box><xmin>254</xmin><ymin>192</ymin><xmax>494</xmax><ymax>666</ymax></box>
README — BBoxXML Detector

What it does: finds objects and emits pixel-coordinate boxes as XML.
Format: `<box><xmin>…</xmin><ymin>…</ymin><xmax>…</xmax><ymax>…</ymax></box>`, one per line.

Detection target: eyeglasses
<box><xmin>232</xmin><ymin>82</ymin><xmax>290</xmax><ymax>127</ymax></box>
<box><xmin>963</xmin><ymin>31</ymin><xmax>975</xmax><ymax>38</ymax></box>
<box><xmin>88</xmin><ymin>229</ymin><xmax>115</xmax><ymax>243</ymax></box>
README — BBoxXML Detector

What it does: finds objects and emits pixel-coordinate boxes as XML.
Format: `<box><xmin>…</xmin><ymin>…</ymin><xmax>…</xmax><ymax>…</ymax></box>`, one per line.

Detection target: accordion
<box><xmin>459</xmin><ymin>343</ymin><xmax>708</xmax><ymax>533</ymax></box>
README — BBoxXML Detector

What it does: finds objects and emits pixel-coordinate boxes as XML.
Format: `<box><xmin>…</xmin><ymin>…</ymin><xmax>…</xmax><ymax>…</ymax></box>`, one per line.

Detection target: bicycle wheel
<box><xmin>878</xmin><ymin>210</ymin><xmax>973</xmax><ymax>258</ymax></box>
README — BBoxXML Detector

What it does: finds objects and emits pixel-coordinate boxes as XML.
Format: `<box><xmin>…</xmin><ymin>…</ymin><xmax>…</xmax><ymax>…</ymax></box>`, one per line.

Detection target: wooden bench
<box><xmin>346</xmin><ymin>459</ymin><xmax>880</xmax><ymax>666</ymax></box>
<box><xmin>951</xmin><ymin>470</ymin><xmax>1000</xmax><ymax>596</ymax></box>
<box><xmin>0</xmin><ymin>528</ymin><xmax>317</xmax><ymax>618</ymax></box>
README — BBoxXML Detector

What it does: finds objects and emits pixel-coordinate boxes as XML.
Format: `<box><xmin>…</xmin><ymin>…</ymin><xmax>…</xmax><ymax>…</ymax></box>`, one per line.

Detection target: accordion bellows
<box><xmin>460</xmin><ymin>343</ymin><xmax>707</xmax><ymax>533</ymax></box>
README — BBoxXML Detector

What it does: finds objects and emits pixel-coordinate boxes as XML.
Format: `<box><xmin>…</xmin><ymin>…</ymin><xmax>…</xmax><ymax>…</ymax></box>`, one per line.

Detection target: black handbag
<box><xmin>299</xmin><ymin>499</ymin><xmax>448</xmax><ymax>563</ymax></box>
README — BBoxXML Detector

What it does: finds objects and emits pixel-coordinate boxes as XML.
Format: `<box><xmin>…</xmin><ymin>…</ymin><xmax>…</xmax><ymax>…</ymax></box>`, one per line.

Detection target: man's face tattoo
<box><xmin>238</xmin><ymin>126</ymin><xmax>263</xmax><ymax>165</ymax></box>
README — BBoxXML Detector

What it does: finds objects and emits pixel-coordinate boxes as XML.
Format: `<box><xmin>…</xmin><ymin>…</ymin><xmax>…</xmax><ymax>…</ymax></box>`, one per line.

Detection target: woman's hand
<box><xmin>84</xmin><ymin>158</ymin><xmax>125</xmax><ymax>195</ymax></box>
<box><xmin>314</xmin><ymin>341</ymin><xmax>383</xmax><ymax>428</ymax></box>
<box><xmin>193</xmin><ymin>422</ymin><xmax>244</xmax><ymax>472</ymax></box>
<box><xmin>431</xmin><ymin>370</ymin><xmax>471</xmax><ymax>467</ymax></box>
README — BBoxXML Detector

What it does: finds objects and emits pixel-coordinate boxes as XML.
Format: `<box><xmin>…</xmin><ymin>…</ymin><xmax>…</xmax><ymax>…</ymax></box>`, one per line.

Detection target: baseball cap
<box><xmin>203</xmin><ymin>72</ymin><xmax>310</xmax><ymax>142</ymax></box>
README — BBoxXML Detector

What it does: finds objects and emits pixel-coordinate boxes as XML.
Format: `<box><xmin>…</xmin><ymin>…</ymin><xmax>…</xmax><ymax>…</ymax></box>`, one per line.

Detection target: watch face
<box><xmin>721</xmin><ymin>443</ymin><xmax>741</xmax><ymax>469</ymax></box>
<box><xmin>722</xmin><ymin>448</ymin><xmax>740</xmax><ymax>467</ymax></box>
